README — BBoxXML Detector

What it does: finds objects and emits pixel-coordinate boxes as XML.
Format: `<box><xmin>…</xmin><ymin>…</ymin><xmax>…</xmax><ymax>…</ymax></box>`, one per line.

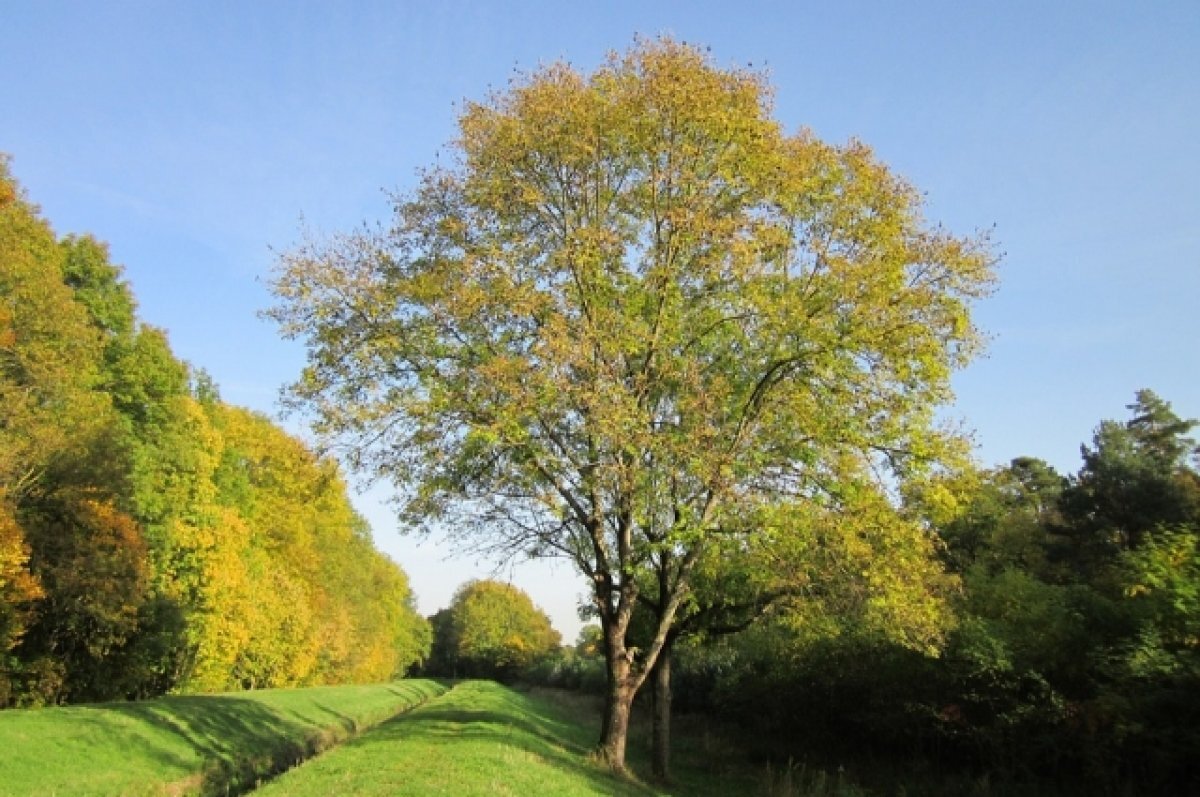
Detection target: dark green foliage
<box><xmin>939</xmin><ymin>456</ymin><xmax>1065</xmax><ymax>577</ymax></box>
<box><xmin>1056</xmin><ymin>391</ymin><xmax>1200</xmax><ymax>573</ymax></box>
<box><xmin>487</xmin><ymin>390</ymin><xmax>1200</xmax><ymax>792</ymax></box>
<box><xmin>518</xmin><ymin>625</ymin><xmax>608</xmax><ymax>693</ymax></box>
<box><xmin>521</xmin><ymin>647</ymin><xmax>609</xmax><ymax>693</ymax></box>
<box><xmin>669</xmin><ymin>391</ymin><xmax>1200</xmax><ymax>794</ymax></box>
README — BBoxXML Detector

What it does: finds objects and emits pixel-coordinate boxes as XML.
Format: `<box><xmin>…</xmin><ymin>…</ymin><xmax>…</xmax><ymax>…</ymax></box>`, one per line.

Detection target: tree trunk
<box><xmin>651</xmin><ymin>641</ymin><xmax>673</xmax><ymax>781</ymax></box>
<box><xmin>598</xmin><ymin>621</ymin><xmax>614</xmax><ymax>746</ymax></box>
<box><xmin>599</xmin><ymin>679</ymin><xmax>634</xmax><ymax>772</ymax></box>
<box><xmin>598</xmin><ymin>618</ymin><xmax>637</xmax><ymax>773</ymax></box>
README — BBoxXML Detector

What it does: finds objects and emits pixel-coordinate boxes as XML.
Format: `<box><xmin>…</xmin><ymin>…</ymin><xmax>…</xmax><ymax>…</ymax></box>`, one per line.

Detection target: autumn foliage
<box><xmin>425</xmin><ymin>580</ymin><xmax>561</xmax><ymax>680</ymax></box>
<box><xmin>0</xmin><ymin>159</ymin><xmax>429</xmax><ymax>705</ymax></box>
<box><xmin>269</xmin><ymin>38</ymin><xmax>993</xmax><ymax>771</ymax></box>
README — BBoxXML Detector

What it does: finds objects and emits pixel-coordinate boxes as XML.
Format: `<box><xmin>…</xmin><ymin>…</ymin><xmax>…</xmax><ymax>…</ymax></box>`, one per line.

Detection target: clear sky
<box><xmin>3</xmin><ymin>1</ymin><xmax>1197</xmax><ymax>642</ymax></box>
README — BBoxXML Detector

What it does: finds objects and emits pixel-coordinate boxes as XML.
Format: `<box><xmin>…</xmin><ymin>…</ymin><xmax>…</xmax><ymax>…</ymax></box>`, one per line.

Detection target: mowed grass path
<box><xmin>256</xmin><ymin>681</ymin><xmax>760</xmax><ymax>796</ymax></box>
<box><xmin>0</xmin><ymin>679</ymin><xmax>445</xmax><ymax>796</ymax></box>
<box><xmin>254</xmin><ymin>681</ymin><xmax>649</xmax><ymax>796</ymax></box>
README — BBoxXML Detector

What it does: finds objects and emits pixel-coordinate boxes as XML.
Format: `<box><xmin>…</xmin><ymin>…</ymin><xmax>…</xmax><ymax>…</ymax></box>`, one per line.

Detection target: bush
<box><xmin>520</xmin><ymin>648</ymin><xmax>606</xmax><ymax>693</ymax></box>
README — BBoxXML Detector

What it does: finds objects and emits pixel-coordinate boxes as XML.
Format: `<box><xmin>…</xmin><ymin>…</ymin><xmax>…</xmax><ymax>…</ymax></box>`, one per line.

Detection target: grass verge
<box><xmin>0</xmin><ymin>679</ymin><xmax>446</xmax><ymax>796</ymax></box>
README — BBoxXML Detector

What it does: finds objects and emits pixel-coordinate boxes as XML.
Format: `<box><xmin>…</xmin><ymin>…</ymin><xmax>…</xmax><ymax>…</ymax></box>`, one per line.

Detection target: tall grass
<box><xmin>759</xmin><ymin>759</ymin><xmax>871</xmax><ymax>797</ymax></box>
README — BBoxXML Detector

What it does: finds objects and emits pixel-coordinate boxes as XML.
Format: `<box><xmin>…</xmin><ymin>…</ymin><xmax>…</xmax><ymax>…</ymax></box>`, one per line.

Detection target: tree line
<box><xmin>637</xmin><ymin>390</ymin><xmax>1198</xmax><ymax>792</ymax></box>
<box><xmin>496</xmin><ymin>391</ymin><xmax>1198</xmax><ymax>791</ymax></box>
<box><xmin>0</xmin><ymin>159</ymin><xmax>430</xmax><ymax>706</ymax></box>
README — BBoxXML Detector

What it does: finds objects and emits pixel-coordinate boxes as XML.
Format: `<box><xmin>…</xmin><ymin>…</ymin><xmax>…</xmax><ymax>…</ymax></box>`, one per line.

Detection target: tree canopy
<box><xmin>426</xmin><ymin>580</ymin><xmax>560</xmax><ymax>680</ymax></box>
<box><xmin>269</xmin><ymin>38</ymin><xmax>995</xmax><ymax>769</ymax></box>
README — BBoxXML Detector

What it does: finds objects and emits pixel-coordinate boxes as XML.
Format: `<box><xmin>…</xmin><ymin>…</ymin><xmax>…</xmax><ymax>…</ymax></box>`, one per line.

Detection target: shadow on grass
<box><xmin>520</xmin><ymin>686</ymin><xmax>764</xmax><ymax>796</ymax></box>
<box><xmin>97</xmin><ymin>697</ymin><xmax>323</xmax><ymax>795</ymax></box>
<box><xmin>84</xmin><ymin>681</ymin><xmax>444</xmax><ymax>796</ymax></box>
<box><xmin>326</xmin><ymin>683</ymin><xmax>661</xmax><ymax>797</ymax></box>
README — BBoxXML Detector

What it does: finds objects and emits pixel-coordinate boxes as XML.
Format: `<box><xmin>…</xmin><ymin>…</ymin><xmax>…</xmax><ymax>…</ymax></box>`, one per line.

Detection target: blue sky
<box><xmin>3</xmin><ymin>1</ymin><xmax>1197</xmax><ymax>640</ymax></box>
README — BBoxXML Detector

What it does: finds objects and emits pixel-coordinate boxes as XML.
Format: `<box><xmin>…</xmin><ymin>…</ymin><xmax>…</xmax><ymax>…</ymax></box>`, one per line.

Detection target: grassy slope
<box><xmin>256</xmin><ymin>681</ymin><xmax>762</xmax><ymax>797</ymax></box>
<box><xmin>0</xmin><ymin>679</ymin><xmax>446</xmax><ymax>796</ymax></box>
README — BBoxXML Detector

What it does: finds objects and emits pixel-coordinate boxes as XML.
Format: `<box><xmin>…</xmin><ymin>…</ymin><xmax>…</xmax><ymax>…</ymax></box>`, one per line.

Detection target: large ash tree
<box><xmin>268</xmin><ymin>39</ymin><xmax>995</xmax><ymax>771</ymax></box>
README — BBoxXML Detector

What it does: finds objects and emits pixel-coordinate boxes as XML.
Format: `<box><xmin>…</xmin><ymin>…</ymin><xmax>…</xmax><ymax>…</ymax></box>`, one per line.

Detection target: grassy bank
<box><xmin>256</xmin><ymin>681</ymin><xmax>763</xmax><ymax>796</ymax></box>
<box><xmin>0</xmin><ymin>679</ymin><xmax>445</xmax><ymax>796</ymax></box>
<box><xmin>255</xmin><ymin>680</ymin><xmax>650</xmax><ymax>796</ymax></box>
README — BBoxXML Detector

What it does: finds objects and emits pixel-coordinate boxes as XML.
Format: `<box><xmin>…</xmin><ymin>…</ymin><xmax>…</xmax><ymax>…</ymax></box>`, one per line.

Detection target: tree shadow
<box><xmin>99</xmin><ymin>695</ymin><xmax>321</xmax><ymax>794</ymax></box>
<box><xmin>322</xmin><ymin>683</ymin><xmax>662</xmax><ymax>796</ymax></box>
<box><xmin>98</xmin><ymin>684</ymin><xmax>446</xmax><ymax>795</ymax></box>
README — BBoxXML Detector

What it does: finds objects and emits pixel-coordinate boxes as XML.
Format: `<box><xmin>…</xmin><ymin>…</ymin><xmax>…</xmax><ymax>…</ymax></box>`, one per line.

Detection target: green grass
<box><xmin>256</xmin><ymin>681</ymin><xmax>766</xmax><ymax>796</ymax></box>
<box><xmin>0</xmin><ymin>679</ymin><xmax>446</xmax><ymax>796</ymax></box>
<box><xmin>0</xmin><ymin>679</ymin><xmax>870</xmax><ymax>796</ymax></box>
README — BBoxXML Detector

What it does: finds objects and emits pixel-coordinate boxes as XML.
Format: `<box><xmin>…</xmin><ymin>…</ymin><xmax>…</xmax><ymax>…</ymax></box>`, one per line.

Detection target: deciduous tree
<box><xmin>429</xmin><ymin>580</ymin><xmax>559</xmax><ymax>680</ymax></box>
<box><xmin>269</xmin><ymin>39</ymin><xmax>994</xmax><ymax>770</ymax></box>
